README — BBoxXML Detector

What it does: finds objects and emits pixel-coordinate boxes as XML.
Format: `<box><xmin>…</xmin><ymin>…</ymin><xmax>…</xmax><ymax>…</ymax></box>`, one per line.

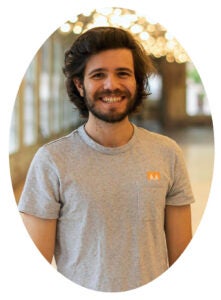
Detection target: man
<box><xmin>18</xmin><ymin>27</ymin><xmax>194</xmax><ymax>292</ymax></box>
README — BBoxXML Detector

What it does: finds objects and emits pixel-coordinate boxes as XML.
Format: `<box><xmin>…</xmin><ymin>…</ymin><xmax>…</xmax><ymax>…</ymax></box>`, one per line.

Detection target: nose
<box><xmin>103</xmin><ymin>74</ymin><xmax>120</xmax><ymax>90</ymax></box>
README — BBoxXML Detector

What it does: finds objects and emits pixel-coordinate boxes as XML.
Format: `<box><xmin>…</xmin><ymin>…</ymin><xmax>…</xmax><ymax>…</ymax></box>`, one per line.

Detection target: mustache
<box><xmin>94</xmin><ymin>89</ymin><xmax>130</xmax><ymax>98</ymax></box>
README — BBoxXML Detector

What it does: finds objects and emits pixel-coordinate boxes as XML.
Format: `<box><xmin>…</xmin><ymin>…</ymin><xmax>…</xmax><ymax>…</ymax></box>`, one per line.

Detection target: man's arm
<box><xmin>20</xmin><ymin>213</ymin><xmax>57</xmax><ymax>263</ymax></box>
<box><xmin>165</xmin><ymin>204</ymin><xmax>192</xmax><ymax>266</ymax></box>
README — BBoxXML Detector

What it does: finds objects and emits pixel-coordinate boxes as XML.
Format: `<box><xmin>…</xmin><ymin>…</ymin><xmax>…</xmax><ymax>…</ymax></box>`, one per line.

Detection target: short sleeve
<box><xmin>18</xmin><ymin>146</ymin><xmax>61</xmax><ymax>219</ymax></box>
<box><xmin>166</xmin><ymin>144</ymin><xmax>195</xmax><ymax>206</ymax></box>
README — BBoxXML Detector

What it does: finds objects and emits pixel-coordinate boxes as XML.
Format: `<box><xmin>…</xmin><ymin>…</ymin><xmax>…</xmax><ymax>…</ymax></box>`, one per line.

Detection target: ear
<box><xmin>73</xmin><ymin>78</ymin><xmax>84</xmax><ymax>97</ymax></box>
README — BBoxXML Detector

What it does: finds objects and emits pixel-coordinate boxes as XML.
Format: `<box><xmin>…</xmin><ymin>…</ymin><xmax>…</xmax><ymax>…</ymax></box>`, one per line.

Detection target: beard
<box><xmin>83</xmin><ymin>87</ymin><xmax>137</xmax><ymax>123</ymax></box>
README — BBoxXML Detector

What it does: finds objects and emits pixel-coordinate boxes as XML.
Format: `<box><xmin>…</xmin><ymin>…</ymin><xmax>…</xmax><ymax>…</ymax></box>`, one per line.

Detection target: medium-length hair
<box><xmin>63</xmin><ymin>26</ymin><xmax>156</xmax><ymax>118</ymax></box>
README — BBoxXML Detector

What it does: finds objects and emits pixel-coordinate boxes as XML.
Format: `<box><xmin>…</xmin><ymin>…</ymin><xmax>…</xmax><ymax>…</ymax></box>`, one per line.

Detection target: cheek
<box><xmin>128</xmin><ymin>80</ymin><xmax>137</xmax><ymax>96</ymax></box>
<box><xmin>83</xmin><ymin>81</ymin><xmax>99</xmax><ymax>96</ymax></box>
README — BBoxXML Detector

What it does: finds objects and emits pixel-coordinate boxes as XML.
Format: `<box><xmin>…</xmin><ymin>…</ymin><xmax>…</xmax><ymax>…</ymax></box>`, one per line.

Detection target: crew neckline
<box><xmin>77</xmin><ymin>123</ymin><xmax>137</xmax><ymax>155</ymax></box>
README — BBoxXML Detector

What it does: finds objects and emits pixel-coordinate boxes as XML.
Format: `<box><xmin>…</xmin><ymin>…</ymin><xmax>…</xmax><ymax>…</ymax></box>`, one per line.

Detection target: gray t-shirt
<box><xmin>18</xmin><ymin>124</ymin><xmax>194</xmax><ymax>292</ymax></box>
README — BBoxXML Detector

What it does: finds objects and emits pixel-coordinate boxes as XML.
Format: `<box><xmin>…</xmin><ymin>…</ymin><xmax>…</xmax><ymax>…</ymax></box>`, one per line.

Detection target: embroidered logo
<box><xmin>147</xmin><ymin>171</ymin><xmax>160</xmax><ymax>180</ymax></box>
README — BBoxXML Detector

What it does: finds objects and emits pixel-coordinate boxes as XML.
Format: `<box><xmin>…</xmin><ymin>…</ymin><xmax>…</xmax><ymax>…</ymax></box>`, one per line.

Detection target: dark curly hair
<box><xmin>63</xmin><ymin>26</ymin><xmax>156</xmax><ymax>118</ymax></box>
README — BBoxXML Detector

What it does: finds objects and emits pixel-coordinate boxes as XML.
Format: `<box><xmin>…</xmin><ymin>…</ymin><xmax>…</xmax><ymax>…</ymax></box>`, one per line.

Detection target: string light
<box><xmin>131</xmin><ymin>24</ymin><xmax>143</xmax><ymax>34</ymax></box>
<box><xmin>96</xmin><ymin>7</ymin><xmax>113</xmax><ymax>15</ymax></box>
<box><xmin>69</xmin><ymin>15</ymin><xmax>78</xmax><ymax>23</ymax></box>
<box><xmin>139</xmin><ymin>32</ymin><xmax>150</xmax><ymax>41</ymax></box>
<box><xmin>59</xmin><ymin>8</ymin><xmax>190</xmax><ymax>63</ymax></box>
<box><xmin>59</xmin><ymin>23</ymin><xmax>71</xmax><ymax>33</ymax></box>
<box><xmin>73</xmin><ymin>22</ymin><xmax>83</xmax><ymax>34</ymax></box>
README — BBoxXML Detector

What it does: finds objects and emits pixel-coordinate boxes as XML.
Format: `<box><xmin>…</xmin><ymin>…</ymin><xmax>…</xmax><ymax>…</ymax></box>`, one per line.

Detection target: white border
<box><xmin>1</xmin><ymin>0</ymin><xmax>220</xmax><ymax>299</ymax></box>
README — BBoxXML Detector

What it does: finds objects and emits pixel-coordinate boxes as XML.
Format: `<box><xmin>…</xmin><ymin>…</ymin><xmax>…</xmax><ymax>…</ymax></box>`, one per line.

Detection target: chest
<box><xmin>58</xmin><ymin>150</ymin><xmax>171</xmax><ymax>225</ymax></box>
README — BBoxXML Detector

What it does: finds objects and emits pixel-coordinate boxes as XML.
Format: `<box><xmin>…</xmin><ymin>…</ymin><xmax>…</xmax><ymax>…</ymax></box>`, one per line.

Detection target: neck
<box><xmin>84</xmin><ymin>115</ymin><xmax>134</xmax><ymax>147</ymax></box>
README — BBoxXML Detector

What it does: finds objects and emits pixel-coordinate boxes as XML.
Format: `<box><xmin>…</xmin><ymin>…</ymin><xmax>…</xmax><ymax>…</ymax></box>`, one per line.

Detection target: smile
<box><xmin>101</xmin><ymin>96</ymin><xmax>125</xmax><ymax>103</ymax></box>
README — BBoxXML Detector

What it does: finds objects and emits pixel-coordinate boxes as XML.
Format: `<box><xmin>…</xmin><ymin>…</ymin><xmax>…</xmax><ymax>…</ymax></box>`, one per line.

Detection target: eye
<box><xmin>117</xmin><ymin>71</ymin><xmax>132</xmax><ymax>78</ymax></box>
<box><xmin>91</xmin><ymin>72</ymin><xmax>105</xmax><ymax>79</ymax></box>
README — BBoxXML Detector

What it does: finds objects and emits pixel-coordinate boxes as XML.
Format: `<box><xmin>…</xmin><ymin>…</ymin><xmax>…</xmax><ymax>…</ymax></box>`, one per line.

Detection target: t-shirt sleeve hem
<box><xmin>18</xmin><ymin>205</ymin><xmax>59</xmax><ymax>220</ymax></box>
<box><xmin>166</xmin><ymin>197</ymin><xmax>195</xmax><ymax>206</ymax></box>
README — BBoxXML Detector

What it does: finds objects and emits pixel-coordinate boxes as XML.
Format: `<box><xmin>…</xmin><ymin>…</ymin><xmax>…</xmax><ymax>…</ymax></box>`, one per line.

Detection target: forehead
<box><xmin>84</xmin><ymin>48</ymin><xmax>134</xmax><ymax>73</ymax></box>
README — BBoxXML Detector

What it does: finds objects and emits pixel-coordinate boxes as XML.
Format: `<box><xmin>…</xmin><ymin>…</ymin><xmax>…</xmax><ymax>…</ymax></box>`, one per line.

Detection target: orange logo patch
<box><xmin>147</xmin><ymin>171</ymin><xmax>160</xmax><ymax>180</ymax></box>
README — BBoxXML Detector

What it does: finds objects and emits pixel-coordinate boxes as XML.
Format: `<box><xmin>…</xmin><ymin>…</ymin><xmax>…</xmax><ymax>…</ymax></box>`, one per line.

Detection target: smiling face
<box><xmin>74</xmin><ymin>48</ymin><xmax>137</xmax><ymax>123</ymax></box>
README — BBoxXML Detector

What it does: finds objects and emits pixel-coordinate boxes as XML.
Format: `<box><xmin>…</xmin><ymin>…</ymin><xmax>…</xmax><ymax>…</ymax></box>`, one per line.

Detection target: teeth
<box><xmin>102</xmin><ymin>97</ymin><xmax>122</xmax><ymax>103</ymax></box>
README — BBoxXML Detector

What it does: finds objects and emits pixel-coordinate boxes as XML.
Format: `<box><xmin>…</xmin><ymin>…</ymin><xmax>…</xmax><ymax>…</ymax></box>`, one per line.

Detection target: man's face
<box><xmin>74</xmin><ymin>49</ymin><xmax>137</xmax><ymax>123</ymax></box>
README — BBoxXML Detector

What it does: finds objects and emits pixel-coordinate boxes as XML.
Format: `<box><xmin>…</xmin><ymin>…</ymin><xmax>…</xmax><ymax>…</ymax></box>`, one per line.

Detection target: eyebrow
<box><xmin>117</xmin><ymin>68</ymin><xmax>134</xmax><ymax>74</ymax></box>
<box><xmin>87</xmin><ymin>67</ymin><xmax>134</xmax><ymax>76</ymax></box>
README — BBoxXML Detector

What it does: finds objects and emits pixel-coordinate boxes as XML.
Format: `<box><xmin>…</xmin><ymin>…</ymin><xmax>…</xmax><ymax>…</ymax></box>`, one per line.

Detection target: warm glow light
<box><xmin>93</xmin><ymin>15</ymin><xmax>109</xmax><ymax>27</ymax></box>
<box><xmin>60</xmin><ymin>23</ymin><xmax>71</xmax><ymax>33</ymax></box>
<box><xmin>73</xmin><ymin>22</ymin><xmax>83</xmax><ymax>34</ymax></box>
<box><xmin>118</xmin><ymin>15</ymin><xmax>133</xmax><ymax>28</ymax></box>
<box><xmin>62</xmin><ymin>8</ymin><xmax>190</xmax><ymax>63</ymax></box>
<box><xmin>113</xmin><ymin>8</ymin><xmax>122</xmax><ymax>16</ymax></box>
<box><xmin>140</xmin><ymin>32</ymin><xmax>150</xmax><ymax>41</ymax></box>
<box><xmin>147</xmin><ymin>24</ymin><xmax>155</xmax><ymax>32</ymax></box>
<box><xmin>96</xmin><ymin>7</ymin><xmax>113</xmax><ymax>15</ymax></box>
<box><xmin>69</xmin><ymin>15</ymin><xmax>78</xmax><ymax>23</ymax></box>
<box><xmin>166</xmin><ymin>40</ymin><xmax>176</xmax><ymax>50</ymax></box>
<box><xmin>109</xmin><ymin>15</ymin><xmax>121</xmax><ymax>26</ymax></box>
<box><xmin>123</xmin><ymin>13</ymin><xmax>138</xmax><ymax>23</ymax></box>
<box><xmin>131</xmin><ymin>24</ymin><xmax>143</xmax><ymax>34</ymax></box>
<box><xmin>166</xmin><ymin>53</ymin><xmax>175</xmax><ymax>63</ymax></box>
<box><xmin>82</xmin><ymin>9</ymin><xmax>93</xmax><ymax>17</ymax></box>
<box><xmin>165</xmin><ymin>32</ymin><xmax>174</xmax><ymax>40</ymax></box>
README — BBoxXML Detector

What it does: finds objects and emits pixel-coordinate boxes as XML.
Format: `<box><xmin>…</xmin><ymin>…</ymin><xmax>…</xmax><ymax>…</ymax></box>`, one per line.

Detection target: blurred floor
<box><xmin>166</xmin><ymin>126</ymin><xmax>214</xmax><ymax>234</ymax></box>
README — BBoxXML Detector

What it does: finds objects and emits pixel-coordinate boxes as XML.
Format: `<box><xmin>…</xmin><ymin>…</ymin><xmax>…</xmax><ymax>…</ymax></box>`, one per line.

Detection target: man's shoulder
<box><xmin>47</xmin><ymin>125</ymin><xmax>84</xmax><ymax>146</ymax></box>
<box><xmin>136</xmin><ymin>126</ymin><xmax>178</xmax><ymax>147</ymax></box>
<box><xmin>38</xmin><ymin>126</ymin><xmax>83</xmax><ymax>157</ymax></box>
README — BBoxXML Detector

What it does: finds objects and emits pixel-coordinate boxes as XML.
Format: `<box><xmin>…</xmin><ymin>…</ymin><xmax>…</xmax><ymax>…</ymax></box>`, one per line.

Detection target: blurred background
<box><xmin>9</xmin><ymin>7</ymin><xmax>214</xmax><ymax>234</ymax></box>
